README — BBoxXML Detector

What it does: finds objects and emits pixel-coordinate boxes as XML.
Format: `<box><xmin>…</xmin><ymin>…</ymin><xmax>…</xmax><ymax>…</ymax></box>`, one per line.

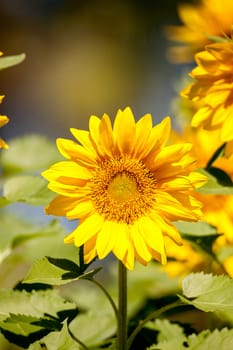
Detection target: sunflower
<box><xmin>164</xmin><ymin>126</ymin><xmax>233</xmax><ymax>277</ymax></box>
<box><xmin>162</xmin><ymin>236</ymin><xmax>214</xmax><ymax>278</ymax></box>
<box><xmin>171</xmin><ymin>127</ymin><xmax>233</xmax><ymax>242</ymax></box>
<box><xmin>42</xmin><ymin>107</ymin><xmax>206</xmax><ymax>270</ymax></box>
<box><xmin>165</xmin><ymin>0</ymin><xmax>233</xmax><ymax>62</ymax></box>
<box><xmin>181</xmin><ymin>40</ymin><xmax>233</xmax><ymax>142</ymax></box>
<box><xmin>0</xmin><ymin>96</ymin><xmax>9</xmax><ymax>149</ymax></box>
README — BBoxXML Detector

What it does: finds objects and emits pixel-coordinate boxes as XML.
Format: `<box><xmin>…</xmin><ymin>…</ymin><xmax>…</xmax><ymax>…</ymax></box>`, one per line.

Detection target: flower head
<box><xmin>172</xmin><ymin>126</ymin><xmax>233</xmax><ymax>248</ymax></box>
<box><xmin>0</xmin><ymin>96</ymin><xmax>9</xmax><ymax>149</ymax></box>
<box><xmin>181</xmin><ymin>40</ymin><xmax>233</xmax><ymax>142</ymax></box>
<box><xmin>42</xmin><ymin>107</ymin><xmax>206</xmax><ymax>269</ymax></box>
<box><xmin>166</xmin><ymin>0</ymin><xmax>233</xmax><ymax>62</ymax></box>
<box><xmin>164</xmin><ymin>127</ymin><xmax>233</xmax><ymax>276</ymax></box>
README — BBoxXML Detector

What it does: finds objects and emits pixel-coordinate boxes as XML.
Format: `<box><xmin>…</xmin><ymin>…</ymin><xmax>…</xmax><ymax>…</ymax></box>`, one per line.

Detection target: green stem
<box><xmin>127</xmin><ymin>299</ymin><xmax>184</xmax><ymax>350</ymax></box>
<box><xmin>117</xmin><ymin>261</ymin><xmax>128</xmax><ymax>350</ymax></box>
<box><xmin>68</xmin><ymin>324</ymin><xmax>89</xmax><ymax>350</ymax></box>
<box><xmin>89</xmin><ymin>278</ymin><xmax>119</xmax><ymax>323</ymax></box>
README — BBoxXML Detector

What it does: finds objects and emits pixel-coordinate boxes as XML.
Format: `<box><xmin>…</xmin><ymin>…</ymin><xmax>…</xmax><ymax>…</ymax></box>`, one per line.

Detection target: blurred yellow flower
<box><xmin>165</xmin><ymin>126</ymin><xmax>233</xmax><ymax>277</ymax></box>
<box><xmin>166</xmin><ymin>0</ymin><xmax>233</xmax><ymax>62</ymax></box>
<box><xmin>163</xmin><ymin>236</ymin><xmax>215</xmax><ymax>278</ymax></box>
<box><xmin>181</xmin><ymin>41</ymin><xmax>233</xmax><ymax>142</ymax></box>
<box><xmin>42</xmin><ymin>107</ymin><xmax>206</xmax><ymax>270</ymax></box>
<box><xmin>172</xmin><ymin>127</ymin><xmax>233</xmax><ymax>241</ymax></box>
<box><xmin>0</xmin><ymin>96</ymin><xmax>9</xmax><ymax>149</ymax></box>
<box><xmin>223</xmin><ymin>255</ymin><xmax>233</xmax><ymax>277</ymax></box>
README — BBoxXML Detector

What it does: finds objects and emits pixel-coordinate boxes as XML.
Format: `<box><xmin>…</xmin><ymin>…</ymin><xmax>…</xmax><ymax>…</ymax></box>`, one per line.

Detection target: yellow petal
<box><xmin>0</xmin><ymin>138</ymin><xmax>8</xmax><ymax>149</ymax></box>
<box><xmin>191</xmin><ymin>106</ymin><xmax>211</xmax><ymax>127</ymax></box>
<box><xmin>130</xmin><ymin>222</ymin><xmax>152</xmax><ymax>263</ymax></box>
<box><xmin>57</xmin><ymin>138</ymin><xmax>98</xmax><ymax>167</ymax></box>
<box><xmin>42</xmin><ymin>161</ymin><xmax>92</xmax><ymax>181</ymax></box>
<box><xmin>221</xmin><ymin>114</ymin><xmax>233</xmax><ymax>142</ymax></box>
<box><xmin>84</xmin><ymin>235</ymin><xmax>97</xmax><ymax>263</ymax></box>
<box><xmin>150</xmin><ymin>212</ymin><xmax>182</xmax><ymax>245</ymax></box>
<box><xmin>66</xmin><ymin>200</ymin><xmax>94</xmax><ymax>219</ymax></box>
<box><xmin>148</xmin><ymin>143</ymin><xmax>193</xmax><ymax>172</ymax></box>
<box><xmin>138</xmin><ymin>216</ymin><xmax>166</xmax><ymax>259</ymax></box>
<box><xmin>188</xmin><ymin>171</ymin><xmax>208</xmax><ymax>188</ymax></box>
<box><xmin>72</xmin><ymin>213</ymin><xmax>104</xmax><ymax>246</ymax></box>
<box><xmin>70</xmin><ymin>128</ymin><xmax>96</xmax><ymax>155</ymax></box>
<box><xmin>112</xmin><ymin>223</ymin><xmax>130</xmax><ymax>261</ymax></box>
<box><xmin>48</xmin><ymin>181</ymin><xmax>90</xmax><ymax>197</ymax></box>
<box><xmin>96</xmin><ymin>220</ymin><xmax>117</xmax><ymax>259</ymax></box>
<box><xmin>140</xmin><ymin>116</ymin><xmax>171</xmax><ymax>161</ymax></box>
<box><xmin>89</xmin><ymin>115</ymin><xmax>106</xmax><ymax>157</ymax></box>
<box><xmin>113</xmin><ymin>107</ymin><xmax>136</xmax><ymax>155</ymax></box>
<box><xmin>132</xmin><ymin>113</ymin><xmax>152</xmax><ymax>158</ymax></box>
<box><xmin>99</xmin><ymin>113</ymin><xmax>115</xmax><ymax>157</ymax></box>
<box><xmin>0</xmin><ymin>115</ymin><xmax>9</xmax><ymax>127</ymax></box>
<box><xmin>45</xmin><ymin>195</ymin><xmax>81</xmax><ymax>216</ymax></box>
<box><xmin>123</xmin><ymin>244</ymin><xmax>135</xmax><ymax>270</ymax></box>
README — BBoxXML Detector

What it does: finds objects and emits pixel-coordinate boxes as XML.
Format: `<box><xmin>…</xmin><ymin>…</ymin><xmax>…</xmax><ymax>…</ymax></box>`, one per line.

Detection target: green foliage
<box><xmin>28</xmin><ymin>321</ymin><xmax>80</xmax><ymax>350</ymax></box>
<box><xmin>0</xmin><ymin>53</ymin><xmax>25</xmax><ymax>70</ymax></box>
<box><xmin>1</xmin><ymin>134</ymin><xmax>62</xmax><ymax>174</ymax></box>
<box><xmin>181</xmin><ymin>272</ymin><xmax>233</xmax><ymax>312</ymax></box>
<box><xmin>0</xmin><ymin>289</ymin><xmax>78</xmax><ymax>348</ymax></box>
<box><xmin>2</xmin><ymin>175</ymin><xmax>56</xmax><ymax>206</ymax></box>
<box><xmin>23</xmin><ymin>256</ymin><xmax>101</xmax><ymax>285</ymax></box>
<box><xmin>197</xmin><ymin>168</ymin><xmax>233</xmax><ymax>194</ymax></box>
<box><xmin>174</xmin><ymin>221</ymin><xmax>219</xmax><ymax>256</ymax></box>
<box><xmin>0</xmin><ymin>289</ymin><xmax>76</xmax><ymax>318</ymax></box>
<box><xmin>148</xmin><ymin>320</ymin><xmax>233</xmax><ymax>350</ymax></box>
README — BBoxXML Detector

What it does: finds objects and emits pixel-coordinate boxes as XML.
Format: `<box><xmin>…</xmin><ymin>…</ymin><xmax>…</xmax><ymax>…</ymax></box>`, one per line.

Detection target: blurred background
<box><xmin>0</xmin><ymin>0</ymin><xmax>193</xmax><ymax>140</ymax></box>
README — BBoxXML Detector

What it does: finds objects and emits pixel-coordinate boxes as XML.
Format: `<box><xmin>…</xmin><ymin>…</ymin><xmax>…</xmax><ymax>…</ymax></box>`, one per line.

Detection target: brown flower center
<box><xmin>90</xmin><ymin>157</ymin><xmax>157</xmax><ymax>224</ymax></box>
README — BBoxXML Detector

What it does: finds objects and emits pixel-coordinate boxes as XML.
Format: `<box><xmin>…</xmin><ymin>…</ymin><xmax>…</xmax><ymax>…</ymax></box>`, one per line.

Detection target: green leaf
<box><xmin>147</xmin><ymin>319</ymin><xmax>186</xmax><ymax>350</ymax></box>
<box><xmin>0</xmin><ymin>289</ymin><xmax>76</xmax><ymax>319</ymax></box>
<box><xmin>0</xmin><ymin>53</ymin><xmax>25</xmax><ymax>70</ymax></box>
<box><xmin>197</xmin><ymin>168</ymin><xmax>233</xmax><ymax>194</ymax></box>
<box><xmin>0</xmin><ymin>314</ymin><xmax>46</xmax><ymax>349</ymax></box>
<box><xmin>24</xmin><ymin>257</ymin><xmax>101</xmax><ymax>285</ymax></box>
<box><xmin>149</xmin><ymin>319</ymin><xmax>186</xmax><ymax>343</ymax></box>
<box><xmin>0</xmin><ymin>214</ymin><xmax>65</xmax><ymax>253</ymax></box>
<box><xmin>0</xmin><ymin>314</ymin><xmax>45</xmax><ymax>335</ymax></box>
<box><xmin>29</xmin><ymin>321</ymin><xmax>81</xmax><ymax>350</ymax></box>
<box><xmin>46</xmin><ymin>256</ymin><xmax>80</xmax><ymax>272</ymax></box>
<box><xmin>206</xmin><ymin>143</ymin><xmax>226</xmax><ymax>168</ymax></box>
<box><xmin>181</xmin><ymin>272</ymin><xmax>233</xmax><ymax>312</ymax></box>
<box><xmin>3</xmin><ymin>175</ymin><xmax>56</xmax><ymax>205</ymax></box>
<box><xmin>187</xmin><ymin>328</ymin><xmax>233</xmax><ymax>350</ymax></box>
<box><xmin>174</xmin><ymin>221</ymin><xmax>218</xmax><ymax>237</ymax></box>
<box><xmin>0</xmin><ymin>197</ymin><xmax>11</xmax><ymax>207</ymax></box>
<box><xmin>11</xmin><ymin>219</ymin><xmax>60</xmax><ymax>249</ymax></box>
<box><xmin>207</xmin><ymin>167</ymin><xmax>233</xmax><ymax>186</ymax></box>
<box><xmin>149</xmin><ymin>326</ymin><xmax>233</xmax><ymax>350</ymax></box>
<box><xmin>1</xmin><ymin>134</ymin><xmax>62</xmax><ymax>174</ymax></box>
<box><xmin>175</xmin><ymin>221</ymin><xmax>219</xmax><ymax>256</ymax></box>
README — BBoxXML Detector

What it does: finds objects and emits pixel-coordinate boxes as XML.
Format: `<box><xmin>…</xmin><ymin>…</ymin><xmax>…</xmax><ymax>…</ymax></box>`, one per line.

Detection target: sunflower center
<box><xmin>108</xmin><ymin>173</ymin><xmax>138</xmax><ymax>202</ymax></box>
<box><xmin>90</xmin><ymin>157</ymin><xmax>157</xmax><ymax>224</ymax></box>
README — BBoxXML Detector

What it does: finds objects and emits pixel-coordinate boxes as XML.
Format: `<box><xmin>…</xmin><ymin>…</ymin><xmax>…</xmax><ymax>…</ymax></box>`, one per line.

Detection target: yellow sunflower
<box><xmin>181</xmin><ymin>40</ymin><xmax>233</xmax><ymax>142</ymax></box>
<box><xmin>172</xmin><ymin>127</ymin><xmax>233</xmax><ymax>241</ymax></box>
<box><xmin>163</xmin><ymin>236</ymin><xmax>216</xmax><ymax>278</ymax></box>
<box><xmin>166</xmin><ymin>0</ymin><xmax>233</xmax><ymax>62</ymax></box>
<box><xmin>164</xmin><ymin>126</ymin><xmax>233</xmax><ymax>277</ymax></box>
<box><xmin>42</xmin><ymin>107</ymin><xmax>206</xmax><ymax>270</ymax></box>
<box><xmin>0</xmin><ymin>96</ymin><xmax>9</xmax><ymax>149</ymax></box>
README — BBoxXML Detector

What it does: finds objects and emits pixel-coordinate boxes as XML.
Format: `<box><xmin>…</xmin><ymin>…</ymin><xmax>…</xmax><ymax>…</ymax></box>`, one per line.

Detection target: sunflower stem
<box><xmin>117</xmin><ymin>261</ymin><xmax>128</xmax><ymax>350</ymax></box>
<box><xmin>89</xmin><ymin>278</ymin><xmax>119</xmax><ymax>323</ymax></box>
<box><xmin>68</xmin><ymin>324</ymin><xmax>89</xmax><ymax>349</ymax></box>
